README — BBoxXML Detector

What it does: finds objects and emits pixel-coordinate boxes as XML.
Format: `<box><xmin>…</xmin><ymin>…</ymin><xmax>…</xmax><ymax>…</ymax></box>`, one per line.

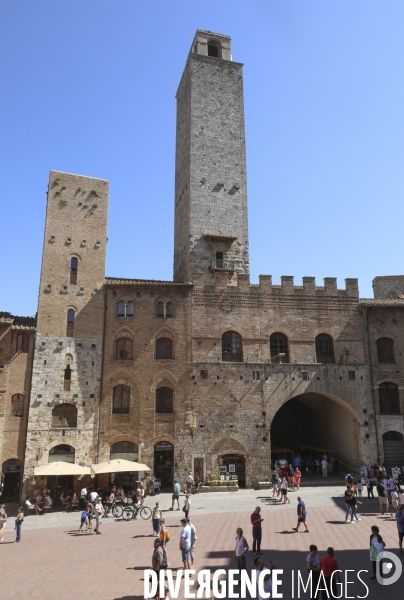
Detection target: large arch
<box><xmin>270</xmin><ymin>392</ymin><xmax>362</xmax><ymax>468</ymax></box>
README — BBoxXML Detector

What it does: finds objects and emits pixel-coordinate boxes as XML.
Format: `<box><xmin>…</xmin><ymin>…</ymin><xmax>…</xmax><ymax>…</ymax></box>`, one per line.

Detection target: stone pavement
<box><xmin>0</xmin><ymin>487</ymin><xmax>402</xmax><ymax>599</ymax></box>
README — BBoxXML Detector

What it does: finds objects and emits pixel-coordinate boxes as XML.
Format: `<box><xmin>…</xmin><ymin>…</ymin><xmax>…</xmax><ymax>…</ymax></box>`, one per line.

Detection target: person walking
<box><xmin>321</xmin><ymin>457</ymin><xmax>328</xmax><ymax>478</ymax></box>
<box><xmin>234</xmin><ymin>527</ymin><xmax>249</xmax><ymax>572</ymax></box>
<box><xmin>344</xmin><ymin>486</ymin><xmax>355</xmax><ymax>523</ymax></box>
<box><xmin>79</xmin><ymin>506</ymin><xmax>89</xmax><ymax>533</ymax></box>
<box><xmin>94</xmin><ymin>496</ymin><xmax>103</xmax><ymax>534</ymax></box>
<box><xmin>391</xmin><ymin>487</ymin><xmax>399</xmax><ymax>515</ymax></box>
<box><xmin>79</xmin><ymin>485</ymin><xmax>87</xmax><ymax>511</ymax></box>
<box><xmin>14</xmin><ymin>507</ymin><xmax>24</xmax><ymax>543</ymax></box>
<box><xmin>369</xmin><ymin>525</ymin><xmax>386</xmax><ymax>579</ymax></box>
<box><xmin>281</xmin><ymin>477</ymin><xmax>290</xmax><ymax>504</ymax></box>
<box><xmin>152</xmin><ymin>501</ymin><xmax>162</xmax><ymax>536</ymax></box>
<box><xmin>187</xmin><ymin>516</ymin><xmax>197</xmax><ymax>569</ymax></box>
<box><xmin>0</xmin><ymin>507</ymin><xmax>7</xmax><ymax>542</ymax></box>
<box><xmin>319</xmin><ymin>547</ymin><xmax>341</xmax><ymax>598</ymax></box>
<box><xmin>271</xmin><ymin>470</ymin><xmax>280</xmax><ymax>498</ymax></box>
<box><xmin>183</xmin><ymin>494</ymin><xmax>191</xmax><ymax>520</ymax></box>
<box><xmin>376</xmin><ymin>479</ymin><xmax>389</xmax><ymax>515</ymax></box>
<box><xmin>366</xmin><ymin>477</ymin><xmax>375</xmax><ymax>501</ymax></box>
<box><xmin>179</xmin><ymin>517</ymin><xmax>191</xmax><ymax>570</ymax></box>
<box><xmin>159</xmin><ymin>518</ymin><xmax>171</xmax><ymax>567</ymax></box>
<box><xmin>306</xmin><ymin>544</ymin><xmax>321</xmax><ymax>599</ymax></box>
<box><xmin>254</xmin><ymin>557</ymin><xmax>274</xmax><ymax>600</ymax></box>
<box><xmin>186</xmin><ymin>472</ymin><xmax>194</xmax><ymax>492</ymax></box>
<box><xmin>170</xmin><ymin>480</ymin><xmax>181</xmax><ymax>511</ymax></box>
<box><xmin>287</xmin><ymin>464</ymin><xmax>295</xmax><ymax>490</ymax></box>
<box><xmin>152</xmin><ymin>538</ymin><xmax>165</xmax><ymax>576</ymax></box>
<box><xmin>293</xmin><ymin>496</ymin><xmax>309</xmax><ymax>533</ymax></box>
<box><xmin>250</xmin><ymin>506</ymin><xmax>263</xmax><ymax>555</ymax></box>
<box><xmin>87</xmin><ymin>502</ymin><xmax>93</xmax><ymax>532</ymax></box>
<box><xmin>294</xmin><ymin>467</ymin><xmax>302</xmax><ymax>491</ymax></box>
<box><xmin>395</xmin><ymin>506</ymin><xmax>404</xmax><ymax>554</ymax></box>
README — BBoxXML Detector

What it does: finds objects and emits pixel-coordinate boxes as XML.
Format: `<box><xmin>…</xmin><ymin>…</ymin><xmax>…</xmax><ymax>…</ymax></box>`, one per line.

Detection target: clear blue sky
<box><xmin>2</xmin><ymin>1</ymin><xmax>404</xmax><ymax>316</ymax></box>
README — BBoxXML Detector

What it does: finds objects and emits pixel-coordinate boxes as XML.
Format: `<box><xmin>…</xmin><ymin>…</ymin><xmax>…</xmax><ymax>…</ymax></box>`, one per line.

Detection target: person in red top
<box><xmin>319</xmin><ymin>547</ymin><xmax>341</xmax><ymax>599</ymax></box>
<box><xmin>250</xmin><ymin>506</ymin><xmax>264</xmax><ymax>555</ymax></box>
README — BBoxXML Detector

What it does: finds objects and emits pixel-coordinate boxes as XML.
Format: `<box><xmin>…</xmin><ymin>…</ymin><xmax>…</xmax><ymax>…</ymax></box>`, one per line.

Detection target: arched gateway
<box><xmin>270</xmin><ymin>392</ymin><xmax>362</xmax><ymax>471</ymax></box>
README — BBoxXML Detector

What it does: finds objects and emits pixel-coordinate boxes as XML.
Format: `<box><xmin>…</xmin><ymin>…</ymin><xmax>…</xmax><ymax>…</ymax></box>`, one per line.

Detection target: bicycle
<box><xmin>122</xmin><ymin>503</ymin><xmax>152</xmax><ymax>520</ymax></box>
<box><xmin>103</xmin><ymin>500</ymin><xmax>123</xmax><ymax>519</ymax></box>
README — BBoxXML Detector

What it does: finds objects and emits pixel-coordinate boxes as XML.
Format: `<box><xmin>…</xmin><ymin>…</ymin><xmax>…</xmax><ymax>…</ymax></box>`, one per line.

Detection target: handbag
<box><xmin>182</xmin><ymin>506</ymin><xmax>186</xmax><ymax>512</ymax></box>
<box><xmin>369</xmin><ymin>545</ymin><xmax>378</xmax><ymax>560</ymax></box>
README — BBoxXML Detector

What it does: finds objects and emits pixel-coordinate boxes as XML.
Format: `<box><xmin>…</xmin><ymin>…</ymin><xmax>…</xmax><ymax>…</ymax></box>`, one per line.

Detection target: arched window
<box><xmin>70</xmin><ymin>257</ymin><xmax>78</xmax><ymax>284</ymax></box>
<box><xmin>156</xmin><ymin>387</ymin><xmax>173</xmax><ymax>413</ymax></box>
<box><xmin>11</xmin><ymin>394</ymin><xmax>24</xmax><ymax>417</ymax></box>
<box><xmin>156</xmin><ymin>338</ymin><xmax>173</xmax><ymax>359</ymax></box>
<box><xmin>383</xmin><ymin>431</ymin><xmax>404</xmax><ymax>467</ymax></box>
<box><xmin>157</xmin><ymin>302</ymin><xmax>164</xmax><ymax>318</ymax></box>
<box><xmin>222</xmin><ymin>331</ymin><xmax>243</xmax><ymax>362</ymax></box>
<box><xmin>377</xmin><ymin>338</ymin><xmax>395</xmax><ymax>363</ymax></box>
<box><xmin>110</xmin><ymin>441</ymin><xmax>138</xmax><ymax>461</ymax></box>
<box><xmin>315</xmin><ymin>334</ymin><xmax>334</xmax><ymax>363</ymax></box>
<box><xmin>52</xmin><ymin>404</ymin><xmax>77</xmax><ymax>428</ymax></box>
<box><xmin>270</xmin><ymin>333</ymin><xmax>289</xmax><ymax>363</ymax></box>
<box><xmin>166</xmin><ymin>302</ymin><xmax>173</xmax><ymax>318</ymax></box>
<box><xmin>117</xmin><ymin>301</ymin><xmax>134</xmax><ymax>317</ymax></box>
<box><xmin>379</xmin><ymin>383</ymin><xmax>400</xmax><ymax>415</ymax></box>
<box><xmin>66</xmin><ymin>309</ymin><xmax>75</xmax><ymax>337</ymax></box>
<box><xmin>49</xmin><ymin>444</ymin><xmax>75</xmax><ymax>463</ymax></box>
<box><xmin>112</xmin><ymin>384</ymin><xmax>130</xmax><ymax>414</ymax></box>
<box><xmin>115</xmin><ymin>338</ymin><xmax>133</xmax><ymax>360</ymax></box>
<box><xmin>208</xmin><ymin>40</ymin><xmax>221</xmax><ymax>58</ymax></box>
<box><xmin>16</xmin><ymin>334</ymin><xmax>29</xmax><ymax>353</ymax></box>
<box><xmin>64</xmin><ymin>364</ymin><xmax>72</xmax><ymax>391</ymax></box>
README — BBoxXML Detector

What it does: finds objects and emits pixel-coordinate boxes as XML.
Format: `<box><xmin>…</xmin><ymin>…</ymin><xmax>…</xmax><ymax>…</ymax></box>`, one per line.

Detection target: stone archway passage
<box><xmin>271</xmin><ymin>393</ymin><xmax>359</xmax><ymax>469</ymax></box>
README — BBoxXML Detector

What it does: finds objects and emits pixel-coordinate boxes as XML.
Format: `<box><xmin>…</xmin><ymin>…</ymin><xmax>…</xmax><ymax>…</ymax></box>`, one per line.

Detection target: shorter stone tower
<box><xmin>24</xmin><ymin>171</ymin><xmax>108</xmax><ymax>485</ymax></box>
<box><xmin>174</xmin><ymin>30</ymin><xmax>250</xmax><ymax>283</ymax></box>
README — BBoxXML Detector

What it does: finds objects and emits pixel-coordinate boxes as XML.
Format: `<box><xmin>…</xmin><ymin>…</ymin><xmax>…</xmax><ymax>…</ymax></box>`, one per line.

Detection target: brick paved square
<box><xmin>0</xmin><ymin>489</ymin><xmax>402</xmax><ymax>599</ymax></box>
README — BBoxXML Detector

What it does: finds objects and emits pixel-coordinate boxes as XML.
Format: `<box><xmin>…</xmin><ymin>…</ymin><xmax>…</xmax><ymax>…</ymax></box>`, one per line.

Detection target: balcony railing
<box><xmin>211</xmin><ymin>259</ymin><xmax>234</xmax><ymax>271</ymax></box>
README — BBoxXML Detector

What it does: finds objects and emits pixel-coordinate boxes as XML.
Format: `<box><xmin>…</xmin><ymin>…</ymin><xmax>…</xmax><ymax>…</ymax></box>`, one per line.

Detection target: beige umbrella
<box><xmin>90</xmin><ymin>458</ymin><xmax>151</xmax><ymax>475</ymax></box>
<box><xmin>34</xmin><ymin>462</ymin><xmax>91</xmax><ymax>476</ymax></box>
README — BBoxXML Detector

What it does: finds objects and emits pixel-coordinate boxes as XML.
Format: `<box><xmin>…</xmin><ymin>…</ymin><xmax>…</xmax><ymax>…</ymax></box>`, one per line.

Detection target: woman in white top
<box><xmin>0</xmin><ymin>508</ymin><xmax>7</xmax><ymax>542</ymax></box>
<box><xmin>152</xmin><ymin>502</ymin><xmax>162</xmax><ymax>536</ymax></box>
<box><xmin>369</xmin><ymin>525</ymin><xmax>386</xmax><ymax>579</ymax></box>
<box><xmin>281</xmin><ymin>478</ymin><xmax>290</xmax><ymax>504</ymax></box>
<box><xmin>234</xmin><ymin>527</ymin><xmax>249</xmax><ymax>571</ymax></box>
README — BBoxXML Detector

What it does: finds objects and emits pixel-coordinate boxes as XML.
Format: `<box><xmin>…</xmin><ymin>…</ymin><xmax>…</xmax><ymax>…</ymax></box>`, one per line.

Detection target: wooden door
<box><xmin>194</xmin><ymin>458</ymin><xmax>204</xmax><ymax>481</ymax></box>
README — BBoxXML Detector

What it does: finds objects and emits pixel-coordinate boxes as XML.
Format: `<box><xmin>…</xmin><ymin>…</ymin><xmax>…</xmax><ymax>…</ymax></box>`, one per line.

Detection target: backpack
<box><xmin>165</xmin><ymin>529</ymin><xmax>170</xmax><ymax>542</ymax></box>
<box><xmin>161</xmin><ymin>552</ymin><xmax>167</xmax><ymax>568</ymax></box>
<box><xmin>346</xmin><ymin>475</ymin><xmax>353</xmax><ymax>484</ymax></box>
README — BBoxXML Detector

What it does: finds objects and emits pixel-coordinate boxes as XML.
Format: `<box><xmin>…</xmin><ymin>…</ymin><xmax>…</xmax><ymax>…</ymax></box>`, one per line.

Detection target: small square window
<box><xmin>44</xmin><ymin>360</ymin><xmax>46</xmax><ymax>365</ymax></box>
<box><xmin>253</xmin><ymin>371</ymin><xmax>260</xmax><ymax>381</ymax></box>
<box><xmin>302</xmin><ymin>372</ymin><xmax>309</xmax><ymax>381</ymax></box>
<box><xmin>38</xmin><ymin>394</ymin><xmax>42</xmax><ymax>398</ymax></box>
<box><xmin>200</xmin><ymin>370</ymin><xmax>208</xmax><ymax>379</ymax></box>
<box><xmin>90</xmin><ymin>394</ymin><xmax>95</xmax><ymax>398</ymax></box>
<box><xmin>91</xmin><ymin>344</ymin><xmax>96</xmax><ymax>348</ymax></box>
<box><xmin>74</xmin><ymin>394</ymin><xmax>78</xmax><ymax>398</ymax></box>
<box><xmin>348</xmin><ymin>371</ymin><xmax>356</xmax><ymax>381</ymax></box>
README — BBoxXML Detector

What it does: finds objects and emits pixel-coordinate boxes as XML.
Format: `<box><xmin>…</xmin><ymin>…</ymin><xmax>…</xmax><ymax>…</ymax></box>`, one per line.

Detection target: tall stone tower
<box><xmin>174</xmin><ymin>30</ymin><xmax>250</xmax><ymax>283</ymax></box>
<box><xmin>24</xmin><ymin>171</ymin><xmax>108</xmax><ymax>485</ymax></box>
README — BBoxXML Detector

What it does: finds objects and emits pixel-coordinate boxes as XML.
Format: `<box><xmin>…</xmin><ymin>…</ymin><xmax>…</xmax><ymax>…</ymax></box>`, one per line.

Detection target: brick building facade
<box><xmin>1</xmin><ymin>30</ymin><xmax>404</xmax><ymax>499</ymax></box>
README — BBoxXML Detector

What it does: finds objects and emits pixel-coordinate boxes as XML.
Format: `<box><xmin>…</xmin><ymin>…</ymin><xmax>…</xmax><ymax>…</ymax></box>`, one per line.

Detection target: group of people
<box><xmin>275</xmin><ymin>454</ymin><xmax>331</xmax><ymax>479</ymax></box>
<box><xmin>0</xmin><ymin>506</ymin><xmax>24</xmax><ymax>543</ymax></box>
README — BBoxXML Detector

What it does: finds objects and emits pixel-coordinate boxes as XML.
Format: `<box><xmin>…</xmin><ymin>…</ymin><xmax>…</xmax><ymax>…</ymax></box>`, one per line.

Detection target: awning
<box><xmin>34</xmin><ymin>462</ymin><xmax>91</xmax><ymax>476</ymax></box>
<box><xmin>271</xmin><ymin>446</ymin><xmax>293</xmax><ymax>454</ymax></box>
<box><xmin>90</xmin><ymin>459</ymin><xmax>151</xmax><ymax>475</ymax></box>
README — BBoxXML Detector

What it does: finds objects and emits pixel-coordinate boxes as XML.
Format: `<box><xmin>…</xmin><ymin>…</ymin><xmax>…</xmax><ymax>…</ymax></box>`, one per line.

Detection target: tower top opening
<box><xmin>191</xmin><ymin>30</ymin><xmax>232</xmax><ymax>61</ymax></box>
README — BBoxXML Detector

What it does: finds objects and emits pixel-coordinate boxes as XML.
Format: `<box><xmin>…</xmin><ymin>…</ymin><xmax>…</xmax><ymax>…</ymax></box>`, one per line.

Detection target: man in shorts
<box><xmin>292</xmin><ymin>496</ymin><xmax>309</xmax><ymax>533</ymax></box>
<box><xmin>187</xmin><ymin>516</ymin><xmax>197</xmax><ymax>569</ymax></box>
<box><xmin>94</xmin><ymin>496</ymin><xmax>103</xmax><ymax>534</ymax></box>
<box><xmin>179</xmin><ymin>517</ymin><xmax>191</xmax><ymax>570</ymax></box>
<box><xmin>377</xmin><ymin>480</ymin><xmax>390</xmax><ymax>515</ymax></box>
<box><xmin>170</xmin><ymin>480</ymin><xmax>181</xmax><ymax>511</ymax></box>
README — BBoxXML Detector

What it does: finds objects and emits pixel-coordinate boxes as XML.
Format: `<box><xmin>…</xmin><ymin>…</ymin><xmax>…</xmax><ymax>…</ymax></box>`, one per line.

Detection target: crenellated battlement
<box><xmin>192</xmin><ymin>272</ymin><xmax>359</xmax><ymax>298</ymax></box>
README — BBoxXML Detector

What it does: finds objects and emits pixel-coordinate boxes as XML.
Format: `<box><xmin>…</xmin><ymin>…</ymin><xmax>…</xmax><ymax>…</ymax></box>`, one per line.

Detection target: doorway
<box><xmin>2</xmin><ymin>459</ymin><xmax>22</xmax><ymax>503</ymax></box>
<box><xmin>154</xmin><ymin>441</ymin><xmax>174</xmax><ymax>491</ymax></box>
<box><xmin>193</xmin><ymin>458</ymin><xmax>204</xmax><ymax>482</ymax></box>
<box><xmin>220</xmin><ymin>455</ymin><xmax>246</xmax><ymax>488</ymax></box>
<box><xmin>383</xmin><ymin>431</ymin><xmax>404</xmax><ymax>469</ymax></box>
